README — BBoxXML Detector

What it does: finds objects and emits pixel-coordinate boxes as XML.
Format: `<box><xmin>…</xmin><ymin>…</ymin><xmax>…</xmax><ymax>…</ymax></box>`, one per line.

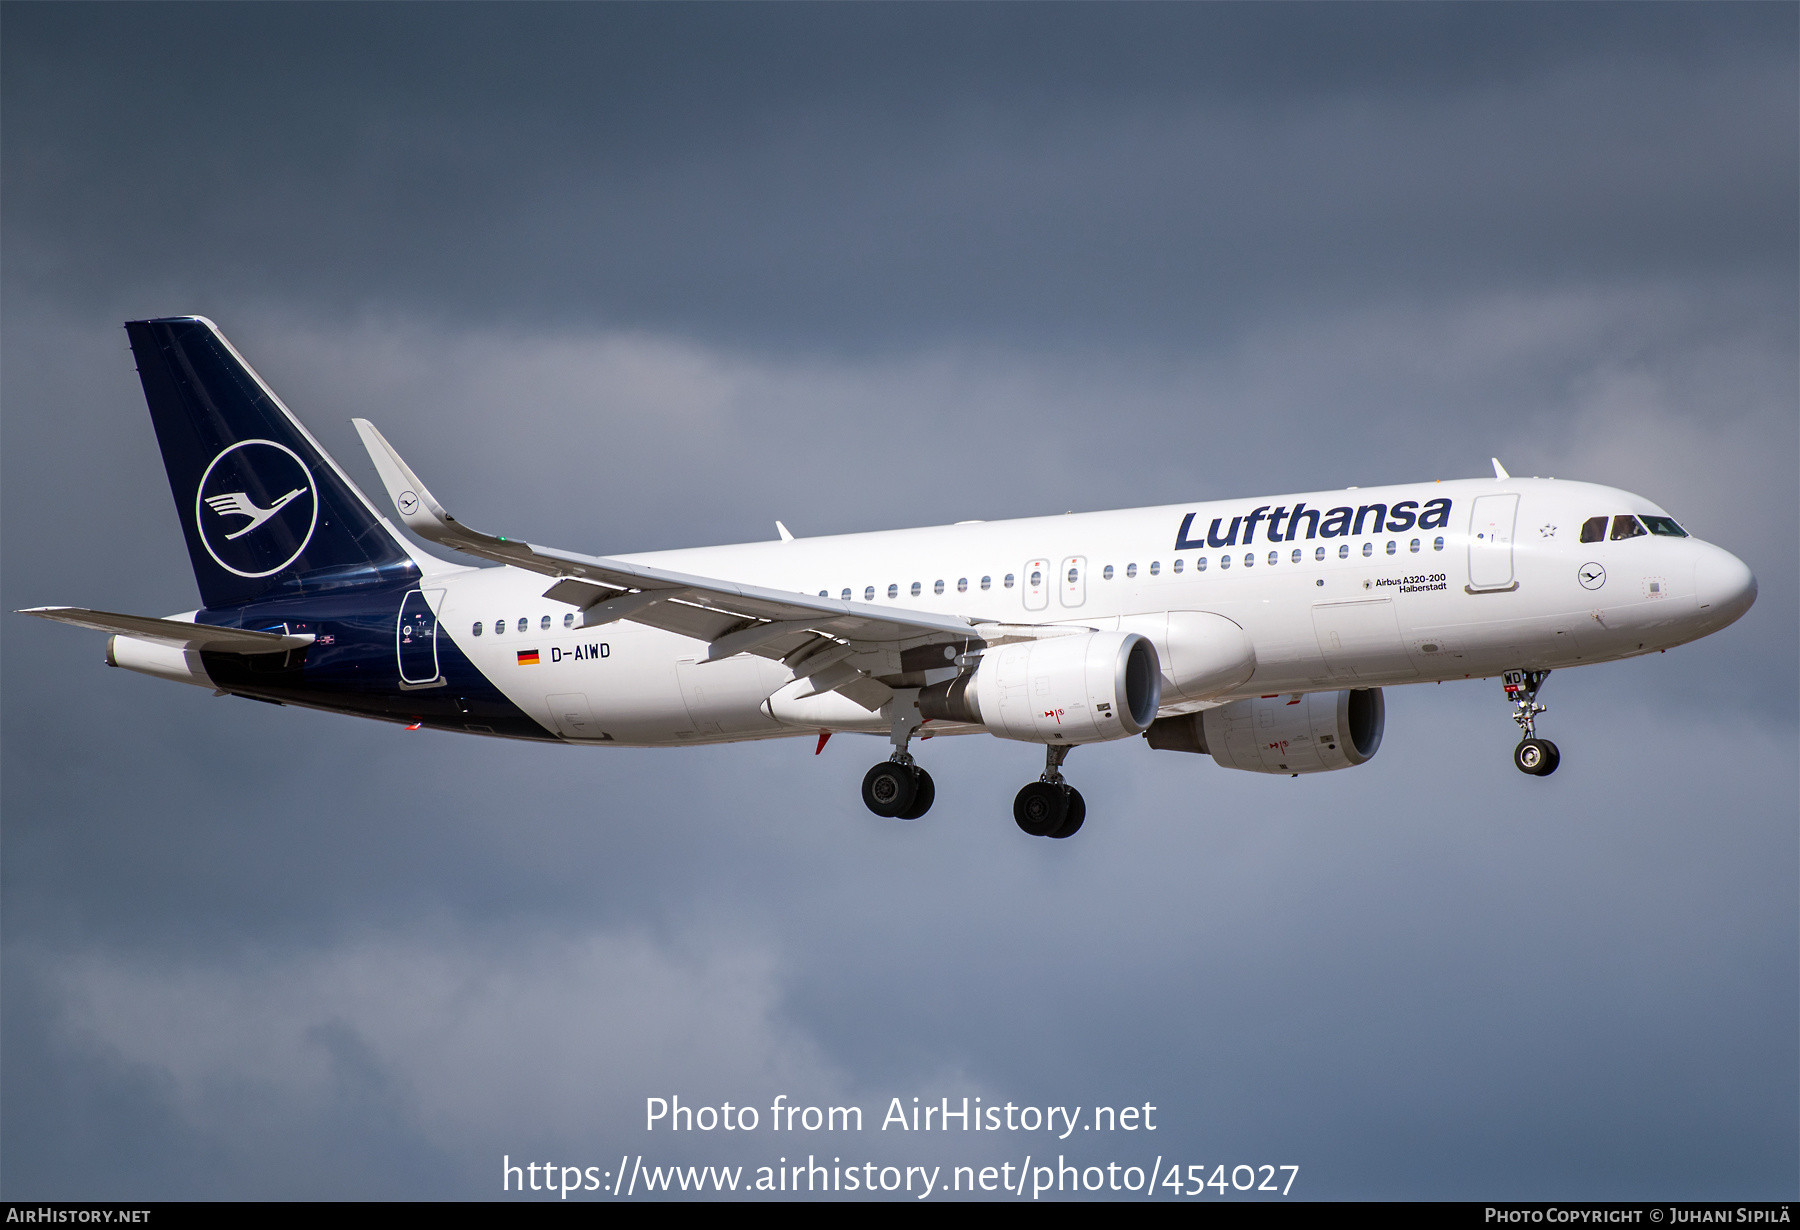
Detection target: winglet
<box><xmin>1491</xmin><ymin>458</ymin><xmax>1510</xmax><ymax>480</ymax></box>
<box><xmin>351</xmin><ymin>419</ymin><xmax>461</xmax><ymax>538</ymax></box>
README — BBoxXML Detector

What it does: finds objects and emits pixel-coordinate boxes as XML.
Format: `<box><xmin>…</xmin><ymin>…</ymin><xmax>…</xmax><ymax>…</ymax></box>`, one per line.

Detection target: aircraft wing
<box><xmin>354</xmin><ymin>420</ymin><xmax>1006</xmax><ymax>709</ymax></box>
<box><xmin>19</xmin><ymin>607</ymin><xmax>315</xmax><ymax>652</ymax></box>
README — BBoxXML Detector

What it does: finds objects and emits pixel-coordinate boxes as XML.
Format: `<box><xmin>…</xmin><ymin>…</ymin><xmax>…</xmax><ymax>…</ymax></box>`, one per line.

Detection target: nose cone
<box><xmin>1694</xmin><ymin>544</ymin><xmax>1757</xmax><ymax>628</ymax></box>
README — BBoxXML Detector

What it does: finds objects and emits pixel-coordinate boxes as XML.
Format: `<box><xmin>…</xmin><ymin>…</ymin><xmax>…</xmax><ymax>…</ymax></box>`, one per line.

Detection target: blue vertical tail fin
<box><xmin>126</xmin><ymin>316</ymin><xmax>421</xmax><ymax>609</ymax></box>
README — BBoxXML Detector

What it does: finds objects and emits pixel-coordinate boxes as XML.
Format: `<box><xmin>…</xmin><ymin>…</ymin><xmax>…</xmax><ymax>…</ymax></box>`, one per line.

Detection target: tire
<box><xmin>863</xmin><ymin>762</ymin><xmax>917</xmax><ymax>817</ymax></box>
<box><xmin>896</xmin><ymin>768</ymin><xmax>935</xmax><ymax>820</ymax></box>
<box><xmin>1048</xmin><ymin>786</ymin><xmax>1085</xmax><ymax>839</ymax></box>
<box><xmin>1514</xmin><ymin>738</ymin><xmax>1557</xmax><ymax>776</ymax></box>
<box><xmin>1014</xmin><ymin>780</ymin><xmax>1067</xmax><ymax>837</ymax></box>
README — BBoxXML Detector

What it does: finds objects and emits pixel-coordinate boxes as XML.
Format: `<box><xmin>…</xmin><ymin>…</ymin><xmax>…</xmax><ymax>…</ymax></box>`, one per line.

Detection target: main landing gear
<box><xmin>1014</xmin><ymin>743</ymin><xmax>1085</xmax><ymax>839</ymax></box>
<box><xmin>862</xmin><ymin>690</ymin><xmax>935</xmax><ymax>820</ymax></box>
<box><xmin>1504</xmin><ymin>669</ymin><xmax>1561</xmax><ymax>777</ymax></box>
<box><xmin>862</xmin><ymin>759</ymin><xmax>935</xmax><ymax>820</ymax></box>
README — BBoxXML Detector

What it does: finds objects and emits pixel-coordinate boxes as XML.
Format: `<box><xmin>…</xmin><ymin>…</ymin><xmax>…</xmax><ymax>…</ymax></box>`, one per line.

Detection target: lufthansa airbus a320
<box><xmin>23</xmin><ymin>318</ymin><xmax>1758</xmax><ymax>838</ymax></box>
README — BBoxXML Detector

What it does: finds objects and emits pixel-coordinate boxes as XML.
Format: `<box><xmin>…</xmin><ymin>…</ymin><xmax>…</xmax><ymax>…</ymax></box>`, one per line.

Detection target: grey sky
<box><xmin>4</xmin><ymin>3</ymin><xmax>1794</xmax><ymax>1199</ymax></box>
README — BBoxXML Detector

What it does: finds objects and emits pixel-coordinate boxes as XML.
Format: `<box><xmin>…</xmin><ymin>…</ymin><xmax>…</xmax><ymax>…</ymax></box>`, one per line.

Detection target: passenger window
<box><xmin>1103</xmin><ymin>565</ymin><xmax>1114</xmax><ymax>580</ymax></box>
<box><xmin>1291</xmin><ymin>549</ymin><xmax>1302</xmax><ymax>563</ymax></box>
<box><xmin>1385</xmin><ymin>541</ymin><xmax>1397</xmax><ymax>555</ymax></box>
<box><xmin>517</xmin><ymin>617</ymin><xmax>528</xmax><ymax>633</ymax></box>
<box><xmin>1579</xmin><ymin>516</ymin><xmax>1609</xmax><ymax>543</ymax></box>
<box><xmin>1126</xmin><ymin>563</ymin><xmax>1137</xmax><ymax>578</ymax></box>
<box><xmin>1642</xmin><ymin>516</ymin><xmax>1688</xmax><ymax>537</ymax></box>
<box><xmin>1243</xmin><ymin>553</ymin><xmax>1255</xmax><ymax>568</ymax></box>
<box><xmin>1149</xmin><ymin>561</ymin><xmax>1161</xmax><ymax>576</ymax></box>
<box><xmin>982</xmin><ymin>576</ymin><xmax>993</xmax><ymax>591</ymax></box>
<box><xmin>1362</xmin><ymin>542</ymin><xmax>1373</xmax><ymax>557</ymax></box>
<box><xmin>841</xmin><ymin>588</ymin><xmax>851</xmax><ymax>601</ymax></box>
<box><xmin>1267</xmin><ymin>551</ymin><xmax>1278</xmax><ymax>566</ymax></box>
<box><xmin>957</xmin><ymin>578</ymin><xmax>968</xmax><ymax>593</ymax></box>
<box><xmin>865</xmin><ymin>586</ymin><xmax>876</xmax><ymax>601</ymax></box>
<box><xmin>1611</xmin><ymin>515</ymin><xmax>1646</xmax><ymax>540</ymax></box>
<box><xmin>1220</xmin><ymin>554</ymin><xmax>1231</xmax><ymax>569</ymax></box>
<box><xmin>1066</xmin><ymin>567</ymin><xmax>1078</xmax><ymax>584</ymax></box>
<box><xmin>1433</xmin><ymin>537</ymin><xmax>1444</xmax><ymax>551</ymax></box>
<box><xmin>1339</xmin><ymin>544</ymin><xmax>1350</xmax><ymax>559</ymax></box>
<box><xmin>1004</xmin><ymin>574</ymin><xmax>1015</xmax><ymax>589</ymax></box>
<box><xmin>494</xmin><ymin>620</ymin><xmax>505</xmax><ymax>636</ymax></box>
<box><xmin>1196</xmin><ymin>557</ymin><xmax>1208</xmax><ymax>571</ymax></box>
<box><xmin>564</xmin><ymin>613</ymin><xmax>575</xmax><ymax>627</ymax></box>
<box><xmin>911</xmin><ymin>582</ymin><xmax>922</xmax><ymax>597</ymax></box>
<box><xmin>1028</xmin><ymin>570</ymin><xmax>1041</xmax><ymax>588</ymax></box>
<box><xmin>1409</xmin><ymin>539</ymin><xmax>1420</xmax><ymax>553</ymax></box>
<box><xmin>888</xmin><ymin>584</ymin><xmax>899</xmax><ymax>599</ymax></box>
<box><xmin>934</xmin><ymin>579</ymin><xmax>945</xmax><ymax>595</ymax></box>
<box><xmin>1314</xmin><ymin>547</ymin><xmax>1325</xmax><ymax>561</ymax></box>
<box><xmin>541</xmin><ymin>615</ymin><xmax>551</xmax><ymax>630</ymax></box>
<box><xmin>819</xmin><ymin>591</ymin><xmax>828</xmax><ymax>598</ymax></box>
<box><xmin>472</xmin><ymin>622</ymin><xmax>484</xmax><ymax>637</ymax></box>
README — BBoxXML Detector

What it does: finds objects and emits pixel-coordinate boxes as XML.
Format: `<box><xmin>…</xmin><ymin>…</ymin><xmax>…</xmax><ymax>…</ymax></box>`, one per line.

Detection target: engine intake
<box><xmin>1144</xmin><ymin>688</ymin><xmax>1384</xmax><ymax>774</ymax></box>
<box><xmin>920</xmin><ymin>631</ymin><xmax>1161</xmax><ymax>743</ymax></box>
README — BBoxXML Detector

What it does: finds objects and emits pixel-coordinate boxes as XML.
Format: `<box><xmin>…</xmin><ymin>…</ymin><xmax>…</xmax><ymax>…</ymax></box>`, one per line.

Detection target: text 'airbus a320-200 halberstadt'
<box><xmin>23</xmin><ymin>319</ymin><xmax>1757</xmax><ymax>838</ymax></box>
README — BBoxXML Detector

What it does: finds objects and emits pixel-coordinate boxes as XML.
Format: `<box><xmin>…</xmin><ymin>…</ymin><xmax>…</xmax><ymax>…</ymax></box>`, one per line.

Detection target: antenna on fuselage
<box><xmin>1491</xmin><ymin>458</ymin><xmax>1511</xmax><ymax>480</ymax></box>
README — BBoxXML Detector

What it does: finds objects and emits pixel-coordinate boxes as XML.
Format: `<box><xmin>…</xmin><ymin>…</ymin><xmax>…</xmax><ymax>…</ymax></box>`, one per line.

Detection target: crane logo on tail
<box><xmin>194</xmin><ymin>440</ymin><xmax>318</xmax><ymax>578</ymax></box>
<box><xmin>204</xmin><ymin>488</ymin><xmax>305</xmax><ymax>539</ymax></box>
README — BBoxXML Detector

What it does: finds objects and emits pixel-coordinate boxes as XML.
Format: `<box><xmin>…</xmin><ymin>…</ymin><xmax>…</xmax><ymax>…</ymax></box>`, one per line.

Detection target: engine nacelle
<box><xmin>1117</xmin><ymin>611</ymin><xmax>1256</xmax><ymax>702</ymax></box>
<box><xmin>1144</xmin><ymin>688</ymin><xmax>1384</xmax><ymax>774</ymax></box>
<box><xmin>921</xmin><ymin>631</ymin><xmax>1161</xmax><ymax>744</ymax></box>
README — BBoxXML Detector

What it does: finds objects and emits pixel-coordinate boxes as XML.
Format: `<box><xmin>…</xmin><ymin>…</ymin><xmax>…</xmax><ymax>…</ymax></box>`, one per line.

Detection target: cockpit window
<box><xmin>1610</xmin><ymin>515</ymin><xmax>1647</xmax><ymax>541</ymax></box>
<box><xmin>1579</xmin><ymin>516</ymin><xmax>1608</xmax><ymax>543</ymax></box>
<box><xmin>1641</xmin><ymin>515</ymin><xmax>1688</xmax><ymax>538</ymax></box>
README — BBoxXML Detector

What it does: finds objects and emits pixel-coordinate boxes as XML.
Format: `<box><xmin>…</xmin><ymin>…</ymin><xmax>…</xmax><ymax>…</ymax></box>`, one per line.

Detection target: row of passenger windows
<box><xmin>1579</xmin><ymin>514</ymin><xmax>1687</xmax><ymax>543</ymax></box>
<box><xmin>467</xmin><ymin>530</ymin><xmax>1470</xmax><ymax>632</ymax></box>
<box><xmin>470</xmin><ymin>613</ymin><xmax>577</xmax><ymax>637</ymax></box>
<box><xmin>820</xmin><ymin>537</ymin><xmax>1448</xmax><ymax>599</ymax></box>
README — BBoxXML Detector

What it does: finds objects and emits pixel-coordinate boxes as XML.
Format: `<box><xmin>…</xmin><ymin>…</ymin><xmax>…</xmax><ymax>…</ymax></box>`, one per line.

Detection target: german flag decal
<box><xmin>517</xmin><ymin>649</ymin><xmax>540</xmax><ymax>666</ymax></box>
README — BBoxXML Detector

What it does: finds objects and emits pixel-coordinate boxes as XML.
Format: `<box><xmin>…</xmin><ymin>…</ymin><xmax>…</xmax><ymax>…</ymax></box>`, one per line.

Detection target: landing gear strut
<box><xmin>1014</xmin><ymin>743</ymin><xmax>1085</xmax><ymax>839</ymax></box>
<box><xmin>862</xmin><ymin>689</ymin><xmax>934</xmax><ymax>819</ymax></box>
<box><xmin>1504</xmin><ymin>669</ymin><xmax>1560</xmax><ymax>777</ymax></box>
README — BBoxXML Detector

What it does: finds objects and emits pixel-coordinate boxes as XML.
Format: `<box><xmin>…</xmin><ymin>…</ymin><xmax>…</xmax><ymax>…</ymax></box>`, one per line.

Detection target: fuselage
<box><xmin>166</xmin><ymin>475</ymin><xmax>1755</xmax><ymax>748</ymax></box>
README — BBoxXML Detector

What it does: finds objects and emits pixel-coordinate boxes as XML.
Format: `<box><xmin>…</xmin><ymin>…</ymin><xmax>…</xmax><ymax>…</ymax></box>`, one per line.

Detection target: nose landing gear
<box><xmin>862</xmin><ymin>689</ymin><xmax>935</xmax><ymax>819</ymax></box>
<box><xmin>1504</xmin><ymin>670</ymin><xmax>1560</xmax><ymax>776</ymax></box>
<box><xmin>1014</xmin><ymin>743</ymin><xmax>1085</xmax><ymax>838</ymax></box>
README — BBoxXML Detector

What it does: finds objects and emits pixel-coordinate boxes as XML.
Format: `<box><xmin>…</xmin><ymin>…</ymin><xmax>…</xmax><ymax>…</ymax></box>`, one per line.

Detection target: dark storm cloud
<box><xmin>3</xmin><ymin>3</ymin><xmax>1794</xmax><ymax>1201</ymax></box>
<box><xmin>4</xmin><ymin>4</ymin><xmax>1792</xmax><ymax>348</ymax></box>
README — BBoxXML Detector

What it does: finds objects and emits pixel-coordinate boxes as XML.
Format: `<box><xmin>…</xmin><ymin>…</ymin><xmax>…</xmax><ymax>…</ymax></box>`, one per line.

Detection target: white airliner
<box><xmin>22</xmin><ymin>318</ymin><xmax>1758</xmax><ymax>838</ymax></box>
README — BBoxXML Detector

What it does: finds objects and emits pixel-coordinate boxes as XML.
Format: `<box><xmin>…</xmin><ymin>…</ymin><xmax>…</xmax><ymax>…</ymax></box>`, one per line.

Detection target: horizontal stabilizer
<box><xmin>19</xmin><ymin>607</ymin><xmax>314</xmax><ymax>652</ymax></box>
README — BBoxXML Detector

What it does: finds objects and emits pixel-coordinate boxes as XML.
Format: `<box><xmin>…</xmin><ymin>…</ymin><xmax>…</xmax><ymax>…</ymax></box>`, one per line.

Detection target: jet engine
<box><xmin>1145</xmin><ymin>688</ymin><xmax>1384</xmax><ymax>774</ymax></box>
<box><xmin>920</xmin><ymin>631</ymin><xmax>1161</xmax><ymax>743</ymax></box>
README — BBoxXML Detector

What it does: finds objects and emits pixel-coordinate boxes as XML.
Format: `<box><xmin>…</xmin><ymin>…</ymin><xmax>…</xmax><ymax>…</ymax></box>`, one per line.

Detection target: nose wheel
<box><xmin>1513</xmin><ymin>738</ymin><xmax>1560</xmax><ymax>776</ymax></box>
<box><xmin>1014</xmin><ymin>744</ymin><xmax>1086</xmax><ymax>838</ymax></box>
<box><xmin>1504</xmin><ymin>670</ymin><xmax>1560</xmax><ymax>776</ymax></box>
